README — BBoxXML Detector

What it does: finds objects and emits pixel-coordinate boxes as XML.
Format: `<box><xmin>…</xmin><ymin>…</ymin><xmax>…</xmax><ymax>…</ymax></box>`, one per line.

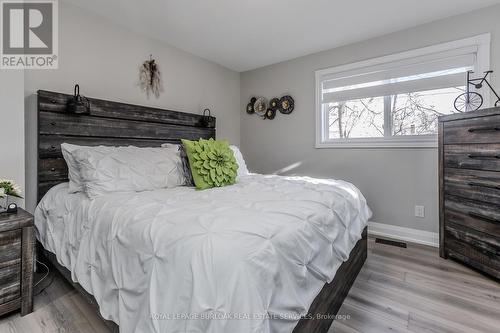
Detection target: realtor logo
<box><xmin>1</xmin><ymin>0</ymin><xmax>58</xmax><ymax>69</ymax></box>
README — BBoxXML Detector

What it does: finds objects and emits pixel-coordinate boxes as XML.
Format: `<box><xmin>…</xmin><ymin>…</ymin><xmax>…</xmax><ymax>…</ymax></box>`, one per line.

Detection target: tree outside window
<box><xmin>327</xmin><ymin>86</ymin><xmax>464</xmax><ymax>139</ymax></box>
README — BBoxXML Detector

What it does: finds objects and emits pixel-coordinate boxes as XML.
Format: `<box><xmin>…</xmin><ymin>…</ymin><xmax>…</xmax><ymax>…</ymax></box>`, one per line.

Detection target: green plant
<box><xmin>0</xmin><ymin>179</ymin><xmax>22</xmax><ymax>198</ymax></box>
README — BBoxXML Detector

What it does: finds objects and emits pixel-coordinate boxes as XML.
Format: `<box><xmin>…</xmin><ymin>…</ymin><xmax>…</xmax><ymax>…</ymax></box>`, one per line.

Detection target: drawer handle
<box><xmin>468</xmin><ymin>127</ymin><xmax>500</xmax><ymax>133</ymax></box>
<box><xmin>468</xmin><ymin>182</ymin><xmax>500</xmax><ymax>190</ymax></box>
<box><xmin>468</xmin><ymin>212</ymin><xmax>500</xmax><ymax>224</ymax></box>
<box><xmin>467</xmin><ymin>154</ymin><xmax>500</xmax><ymax>159</ymax></box>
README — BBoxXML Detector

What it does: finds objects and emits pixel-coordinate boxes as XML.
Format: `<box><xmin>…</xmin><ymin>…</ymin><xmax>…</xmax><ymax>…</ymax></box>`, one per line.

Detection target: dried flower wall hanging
<box><xmin>139</xmin><ymin>55</ymin><xmax>163</xmax><ymax>99</ymax></box>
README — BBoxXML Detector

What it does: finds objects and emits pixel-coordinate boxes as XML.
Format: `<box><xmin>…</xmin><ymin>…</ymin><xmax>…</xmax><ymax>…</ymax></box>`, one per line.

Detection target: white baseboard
<box><xmin>368</xmin><ymin>221</ymin><xmax>439</xmax><ymax>248</ymax></box>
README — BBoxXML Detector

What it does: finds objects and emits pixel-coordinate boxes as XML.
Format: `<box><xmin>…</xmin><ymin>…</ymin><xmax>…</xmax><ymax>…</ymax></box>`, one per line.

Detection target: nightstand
<box><xmin>0</xmin><ymin>208</ymin><xmax>35</xmax><ymax>316</ymax></box>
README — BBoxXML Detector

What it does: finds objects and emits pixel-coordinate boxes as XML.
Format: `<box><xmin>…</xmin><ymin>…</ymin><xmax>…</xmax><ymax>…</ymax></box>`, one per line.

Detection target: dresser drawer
<box><xmin>444</xmin><ymin>115</ymin><xmax>500</xmax><ymax>144</ymax></box>
<box><xmin>0</xmin><ymin>264</ymin><xmax>20</xmax><ymax>305</ymax></box>
<box><xmin>445</xmin><ymin>235</ymin><xmax>500</xmax><ymax>279</ymax></box>
<box><xmin>445</xmin><ymin>221</ymin><xmax>500</xmax><ymax>254</ymax></box>
<box><xmin>0</xmin><ymin>230</ymin><xmax>21</xmax><ymax>269</ymax></box>
<box><xmin>445</xmin><ymin>195</ymin><xmax>500</xmax><ymax>237</ymax></box>
<box><xmin>444</xmin><ymin>168</ymin><xmax>500</xmax><ymax>205</ymax></box>
<box><xmin>444</xmin><ymin>144</ymin><xmax>500</xmax><ymax>171</ymax></box>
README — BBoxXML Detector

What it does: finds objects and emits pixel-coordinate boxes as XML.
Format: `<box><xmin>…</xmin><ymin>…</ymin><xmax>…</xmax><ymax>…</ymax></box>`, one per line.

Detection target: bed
<box><xmin>35</xmin><ymin>90</ymin><xmax>371</xmax><ymax>333</ymax></box>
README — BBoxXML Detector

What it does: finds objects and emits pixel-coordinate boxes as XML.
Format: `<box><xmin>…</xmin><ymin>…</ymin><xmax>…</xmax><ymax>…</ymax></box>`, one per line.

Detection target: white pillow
<box><xmin>230</xmin><ymin>145</ymin><xmax>249</xmax><ymax>178</ymax></box>
<box><xmin>161</xmin><ymin>143</ymin><xmax>180</xmax><ymax>150</ymax></box>
<box><xmin>72</xmin><ymin>146</ymin><xmax>185</xmax><ymax>198</ymax></box>
<box><xmin>61</xmin><ymin>143</ymin><xmax>86</xmax><ymax>193</ymax></box>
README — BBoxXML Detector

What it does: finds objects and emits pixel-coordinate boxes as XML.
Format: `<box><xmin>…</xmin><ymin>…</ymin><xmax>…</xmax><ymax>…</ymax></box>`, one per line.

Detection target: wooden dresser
<box><xmin>0</xmin><ymin>208</ymin><xmax>35</xmax><ymax>316</ymax></box>
<box><xmin>439</xmin><ymin>107</ymin><xmax>500</xmax><ymax>279</ymax></box>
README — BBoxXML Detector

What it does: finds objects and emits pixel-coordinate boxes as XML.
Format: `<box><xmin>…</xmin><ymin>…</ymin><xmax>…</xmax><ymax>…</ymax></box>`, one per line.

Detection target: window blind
<box><xmin>321</xmin><ymin>46</ymin><xmax>477</xmax><ymax>104</ymax></box>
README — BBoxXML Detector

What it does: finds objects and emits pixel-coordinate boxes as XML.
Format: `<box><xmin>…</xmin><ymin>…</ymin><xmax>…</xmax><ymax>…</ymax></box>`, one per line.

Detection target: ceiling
<box><xmin>64</xmin><ymin>0</ymin><xmax>500</xmax><ymax>72</ymax></box>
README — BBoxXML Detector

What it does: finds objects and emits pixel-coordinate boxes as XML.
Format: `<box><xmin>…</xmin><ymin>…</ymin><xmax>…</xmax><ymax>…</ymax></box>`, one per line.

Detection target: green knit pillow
<box><xmin>181</xmin><ymin>138</ymin><xmax>238</xmax><ymax>190</ymax></box>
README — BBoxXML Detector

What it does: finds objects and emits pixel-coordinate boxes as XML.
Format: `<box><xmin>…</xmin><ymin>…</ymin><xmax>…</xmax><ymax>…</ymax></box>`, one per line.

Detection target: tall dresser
<box><xmin>439</xmin><ymin>107</ymin><xmax>500</xmax><ymax>279</ymax></box>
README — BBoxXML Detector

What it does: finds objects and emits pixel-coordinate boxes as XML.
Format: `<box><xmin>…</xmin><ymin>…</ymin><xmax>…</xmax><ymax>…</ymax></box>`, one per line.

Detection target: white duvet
<box><xmin>35</xmin><ymin>174</ymin><xmax>371</xmax><ymax>333</ymax></box>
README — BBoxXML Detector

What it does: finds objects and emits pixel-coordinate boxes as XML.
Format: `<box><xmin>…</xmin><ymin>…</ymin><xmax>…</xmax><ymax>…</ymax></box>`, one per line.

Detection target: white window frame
<box><xmin>315</xmin><ymin>34</ymin><xmax>491</xmax><ymax>149</ymax></box>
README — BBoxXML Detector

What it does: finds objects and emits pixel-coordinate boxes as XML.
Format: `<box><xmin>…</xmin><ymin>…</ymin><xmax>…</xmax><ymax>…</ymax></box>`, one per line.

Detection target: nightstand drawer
<box><xmin>0</xmin><ymin>230</ymin><xmax>21</xmax><ymax>269</ymax></box>
<box><xmin>0</xmin><ymin>264</ymin><xmax>21</xmax><ymax>304</ymax></box>
<box><xmin>0</xmin><ymin>209</ymin><xmax>34</xmax><ymax>316</ymax></box>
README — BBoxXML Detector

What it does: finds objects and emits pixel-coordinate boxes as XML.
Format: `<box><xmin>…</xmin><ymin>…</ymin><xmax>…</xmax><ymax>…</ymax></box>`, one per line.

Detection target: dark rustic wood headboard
<box><xmin>37</xmin><ymin>90</ymin><xmax>216</xmax><ymax>202</ymax></box>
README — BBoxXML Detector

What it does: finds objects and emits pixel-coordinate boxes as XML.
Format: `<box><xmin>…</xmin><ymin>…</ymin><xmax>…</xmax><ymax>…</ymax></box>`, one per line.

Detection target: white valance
<box><xmin>320</xmin><ymin>46</ymin><xmax>477</xmax><ymax>103</ymax></box>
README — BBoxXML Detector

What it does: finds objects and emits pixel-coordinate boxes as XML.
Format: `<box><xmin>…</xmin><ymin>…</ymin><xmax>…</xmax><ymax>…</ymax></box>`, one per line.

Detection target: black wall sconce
<box><xmin>67</xmin><ymin>84</ymin><xmax>91</xmax><ymax>114</ymax></box>
<box><xmin>202</xmin><ymin>108</ymin><xmax>216</xmax><ymax>128</ymax></box>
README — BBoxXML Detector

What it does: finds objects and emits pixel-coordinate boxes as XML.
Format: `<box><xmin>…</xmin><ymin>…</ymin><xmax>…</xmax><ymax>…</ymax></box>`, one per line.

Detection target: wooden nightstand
<box><xmin>0</xmin><ymin>208</ymin><xmax>35</xmax><ymax>316</ymax></box>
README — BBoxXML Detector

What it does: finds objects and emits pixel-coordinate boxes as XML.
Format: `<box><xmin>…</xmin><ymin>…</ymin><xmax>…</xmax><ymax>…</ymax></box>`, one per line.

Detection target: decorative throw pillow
<box><xmin>181</xmin><ymin>138</ymin><xmax>238</xmax><ymax>190</ymax></box>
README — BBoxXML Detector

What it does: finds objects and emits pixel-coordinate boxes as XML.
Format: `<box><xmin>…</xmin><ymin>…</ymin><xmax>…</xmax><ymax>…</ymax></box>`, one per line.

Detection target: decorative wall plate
<box><xmin>253</xmin><ymin>97</ymin><xmax>268</xmax><ymax>116</ymax></box>
<box><xmin>247</xmin><ymin>97</ymin><xmax>257</xmax><ymax>114</ymax></box>
<box><xmin>246</xmin><ymin>95</ymin><xmax>294</xmax><ymax>120</ymax></box>
<box><xmin>266</xmin><ymin>108</ymin><xmax>276</xmax><ymax>120</ymax></box>
<box><xmin>279</xmin><ymin>95</ymin><xmax>295</xmax><ymax>114</ymax></box>
<box><xmin>246</xmin><ymin>102</ymin><xmax>255</xmax><ymax>114</ymax></box>
<box><xmin>269</xmin><ymin>98</ymin><xmax>280</xmax><ymax>111</ymax></box>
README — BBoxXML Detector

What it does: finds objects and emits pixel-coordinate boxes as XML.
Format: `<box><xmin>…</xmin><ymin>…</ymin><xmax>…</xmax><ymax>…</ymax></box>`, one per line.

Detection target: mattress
<box><xmin>35</xmin><ymin>174</ymin><xmax>371</xmax><ymax>333</ymax></box>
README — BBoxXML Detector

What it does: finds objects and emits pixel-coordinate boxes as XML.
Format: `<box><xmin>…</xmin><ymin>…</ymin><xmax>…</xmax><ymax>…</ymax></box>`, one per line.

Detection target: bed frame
<box><xmin>36</xmin><ymin>89</ymin><xmax>367</xmax><ymax>333</ymax></box>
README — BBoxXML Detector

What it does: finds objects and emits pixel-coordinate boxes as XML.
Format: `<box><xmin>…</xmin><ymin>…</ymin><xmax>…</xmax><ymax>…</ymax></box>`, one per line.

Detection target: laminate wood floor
<box><xmin>0</xmin><ymin>237</ymin><xmax>499</xmax><ymax>333</ymax></box>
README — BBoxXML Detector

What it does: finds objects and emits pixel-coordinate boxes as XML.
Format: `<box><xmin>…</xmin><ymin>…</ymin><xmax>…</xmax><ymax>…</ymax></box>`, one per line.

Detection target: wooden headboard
<box><xmin>37</xmin><ymin>90</ymin><xmax>216</xmax><ymax>202</ymax></box>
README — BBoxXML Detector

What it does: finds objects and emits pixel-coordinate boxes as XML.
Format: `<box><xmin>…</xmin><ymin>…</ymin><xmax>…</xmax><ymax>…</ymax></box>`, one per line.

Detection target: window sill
<box><xmin>316</xmin><ymin>136</ymin><xmax>438</xmax><ymax>149</ymax></box>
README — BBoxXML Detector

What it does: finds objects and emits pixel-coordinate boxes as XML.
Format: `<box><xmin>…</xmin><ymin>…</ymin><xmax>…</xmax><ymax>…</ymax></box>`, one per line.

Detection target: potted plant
<box><xmin>0</xmin><ymin>179</ymin><xmax>22</xmax><ymax>213</ymax></box>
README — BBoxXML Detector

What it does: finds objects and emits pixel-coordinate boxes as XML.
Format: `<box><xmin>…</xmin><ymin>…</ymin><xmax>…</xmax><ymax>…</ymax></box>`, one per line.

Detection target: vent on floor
<box><xmin>375</xmin><ymin>238</ymin><xmax>407</xmax><ymax>248</ymax></box>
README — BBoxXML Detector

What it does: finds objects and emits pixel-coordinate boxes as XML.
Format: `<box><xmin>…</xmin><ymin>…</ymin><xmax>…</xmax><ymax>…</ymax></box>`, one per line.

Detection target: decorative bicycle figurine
<box><xmin>454</xmin><ymin>70</ymin><xmax>500</xmax><ymax>112</ymax></box>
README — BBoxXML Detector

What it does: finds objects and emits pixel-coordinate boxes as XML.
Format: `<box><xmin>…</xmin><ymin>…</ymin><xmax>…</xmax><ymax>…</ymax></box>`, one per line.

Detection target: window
<box><xmin>315</xmin><ymin>34</ymin><xmax>490</xmax><ymax>148</ymax></box>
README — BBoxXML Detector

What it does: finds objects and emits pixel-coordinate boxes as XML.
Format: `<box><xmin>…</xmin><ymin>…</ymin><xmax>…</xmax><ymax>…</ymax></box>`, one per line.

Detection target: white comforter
<box><xmin>35</xmin><ymin>174</ymin><xmax>371</xmax><ymax>333</ymax></box>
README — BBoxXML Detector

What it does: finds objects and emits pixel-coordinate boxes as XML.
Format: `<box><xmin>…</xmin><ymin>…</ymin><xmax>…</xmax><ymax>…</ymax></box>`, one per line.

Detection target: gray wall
<box><xmin>23</xmin><ymin>1</ymin><xmax>241</xmax><ymax>212</ymax></box>
<box><xmin>240</xmin><ymin>5</ymin><xmax>500</xmax><ymax>233</ymax></box>
<box><xmin>0</xmin><ymin>71</ymin><xmax>24</xmax><ymax>207</ymax></box>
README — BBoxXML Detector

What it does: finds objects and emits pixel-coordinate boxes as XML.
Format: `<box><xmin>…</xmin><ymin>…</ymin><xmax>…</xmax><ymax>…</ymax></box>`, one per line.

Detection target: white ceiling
<box><xmin>64</xmin><ymin>0</ymin><xmax>500</xmax><ymax>72</ymax></box>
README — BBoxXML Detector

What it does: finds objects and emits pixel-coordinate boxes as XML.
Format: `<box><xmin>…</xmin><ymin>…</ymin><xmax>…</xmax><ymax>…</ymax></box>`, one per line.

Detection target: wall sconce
<box><xmin>67</xmin><ymin>84</ymin><xmax>91</xmax><ymax>114</ymax></box>
<box><xmin>202</xmin><ymin>108</ymin><xmax>215</xmax><ymax>128</ymax></box>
